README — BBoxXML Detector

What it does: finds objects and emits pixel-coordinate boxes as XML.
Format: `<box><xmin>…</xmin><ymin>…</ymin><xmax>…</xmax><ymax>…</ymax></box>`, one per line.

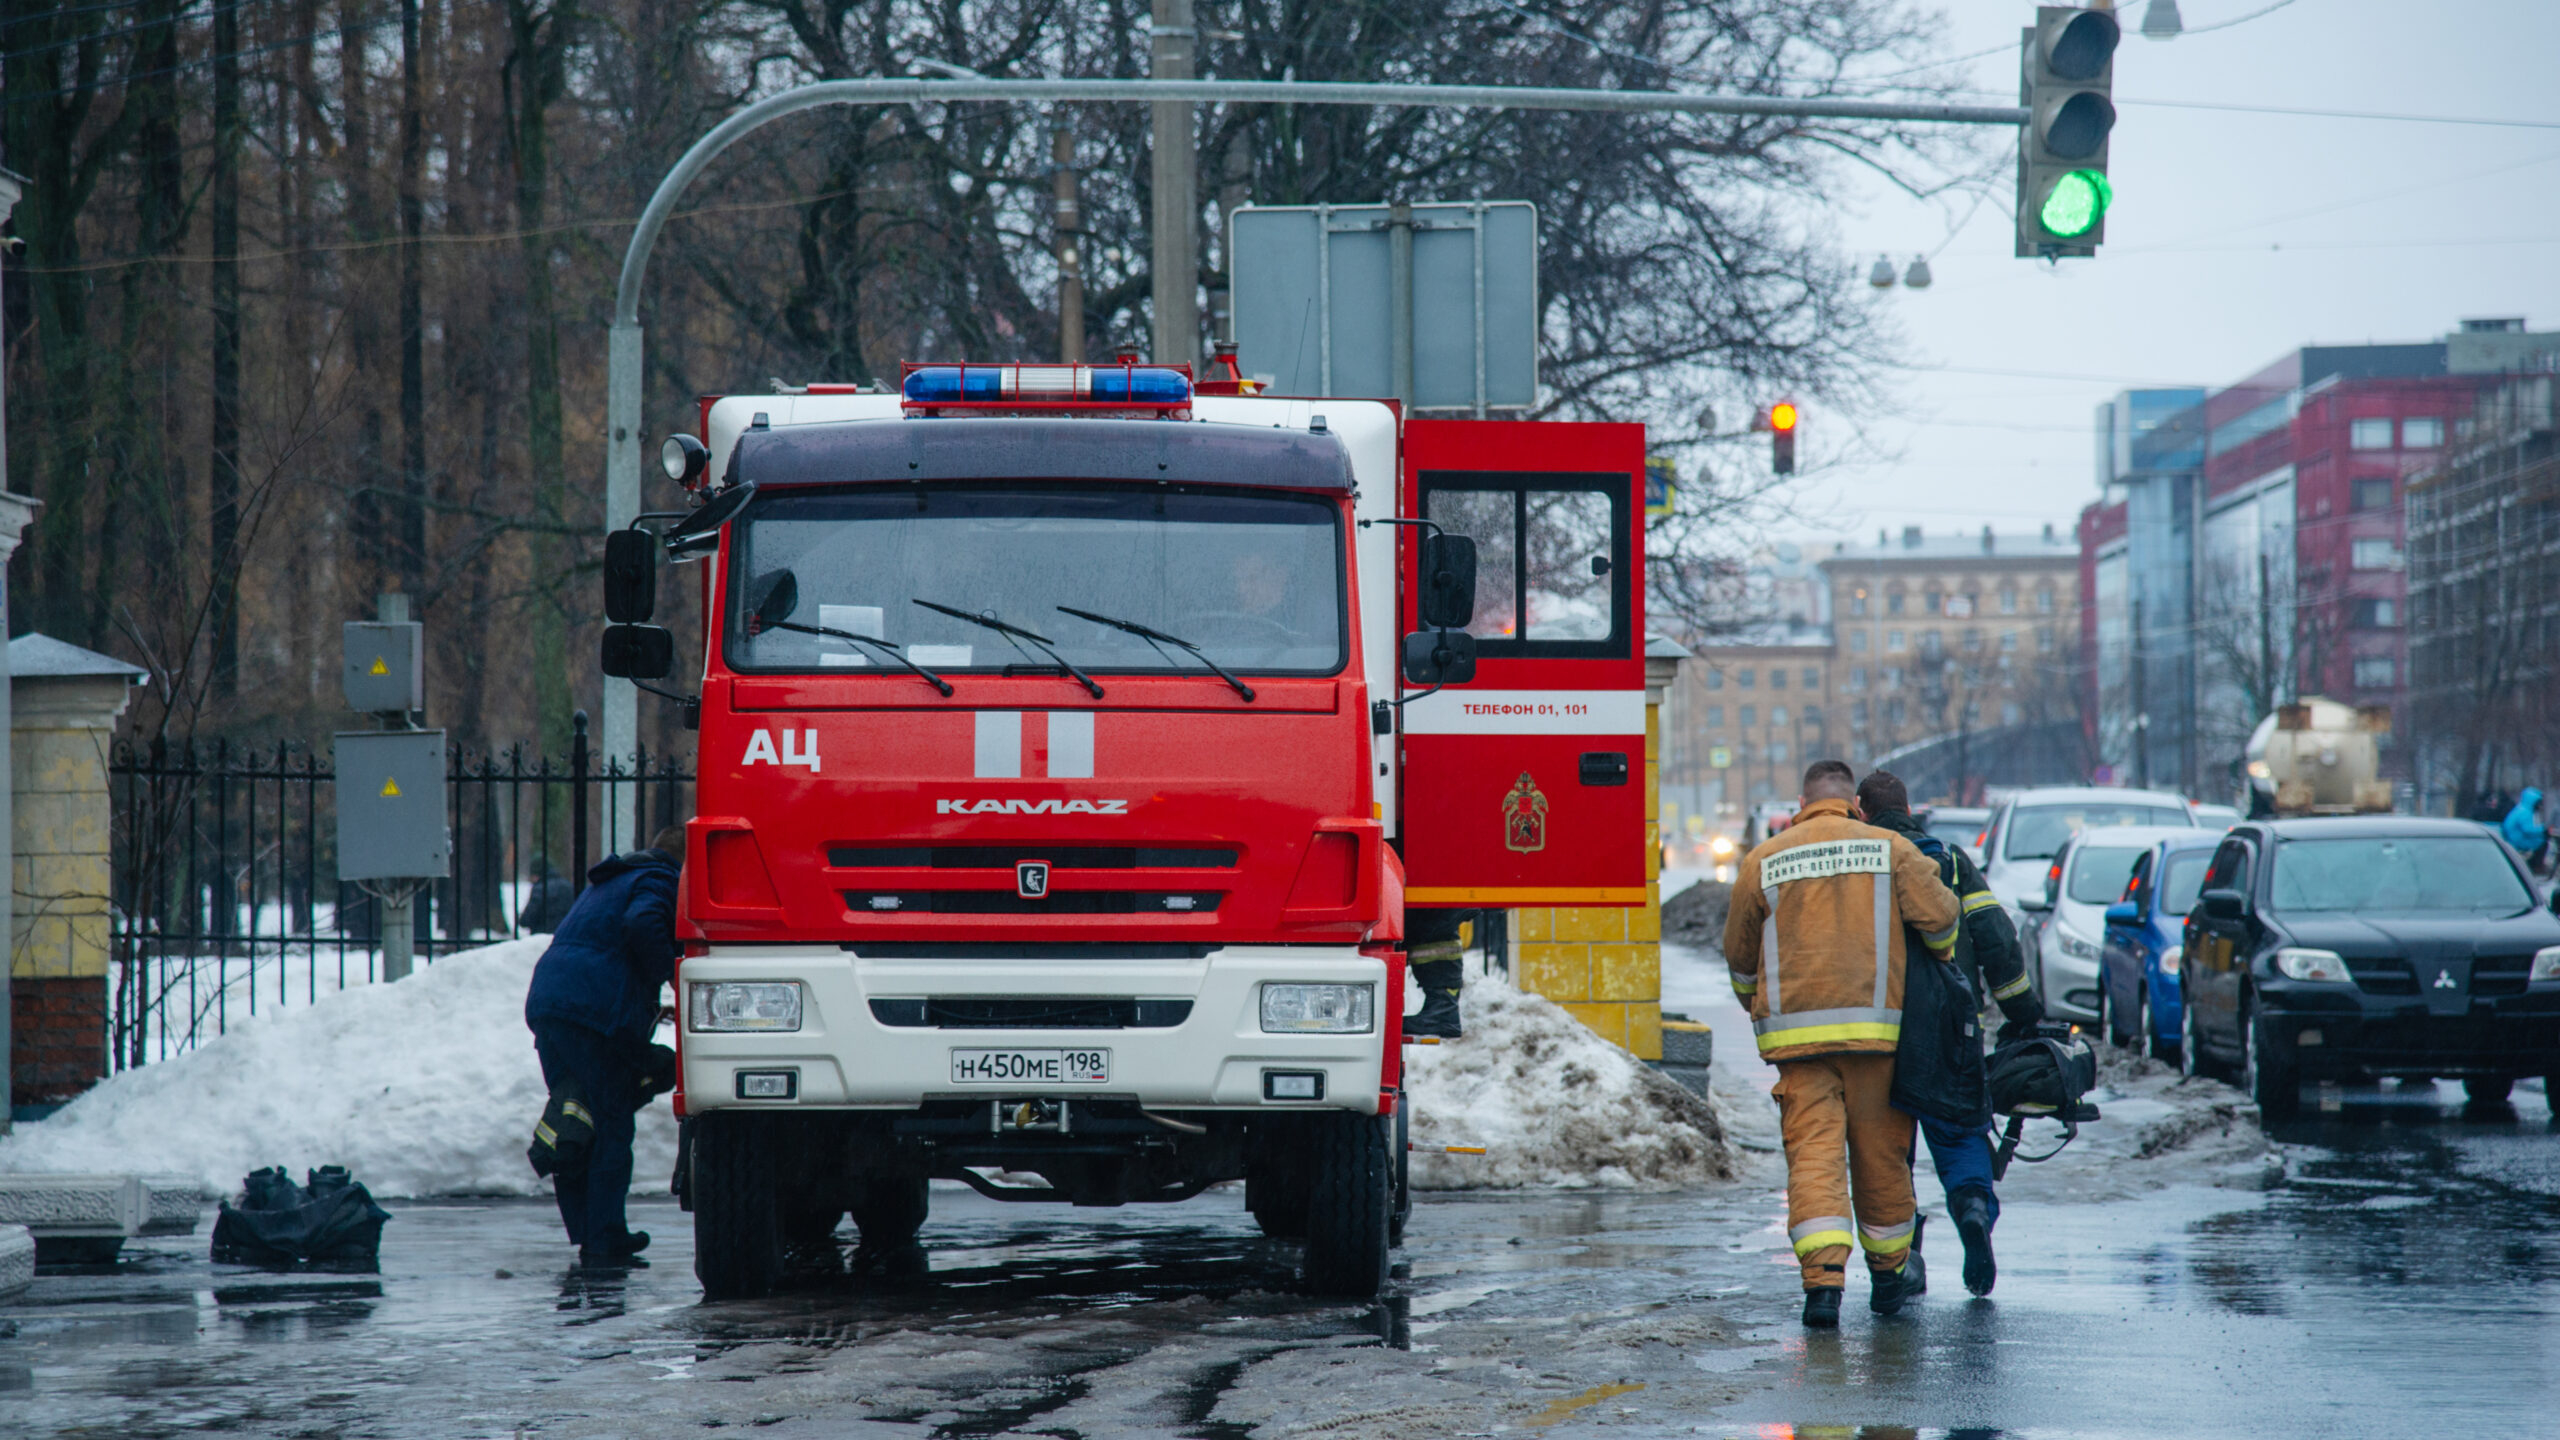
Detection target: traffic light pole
<box><xmin>597</xmin><ymin>77</ymin><xmax>2030</xmax><ymax>799</ymax></box>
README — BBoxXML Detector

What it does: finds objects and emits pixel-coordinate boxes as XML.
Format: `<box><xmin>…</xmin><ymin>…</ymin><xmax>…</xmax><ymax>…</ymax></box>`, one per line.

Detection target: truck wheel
<box><xmin>1303</xmin><ymin>1113</ymin><xmax>1392</xmax><ymax>1298</ymax></box>
<box><xmin>1389</xmin><ymin>1095</ymin><xmax>1413</xmax><ymax>1248</ymax></box>
<box><xmin>692</xmin><ymin>1112</ymin><xmax>784</xmax><ymax>1300</ymax></box>
<box><xmin>851</xmin><ymin>1175</ymin><xmax>930</xmax><ymax>1248</ymax></box>
<box><xmin>2242</xmin><ymin>1005</ymin><xmax>2299</xmax><ymax>1119</ymax></box>
<box><xmin>1248</xmin><ymin>1117</ymin><xmax>1313</xmax><ymax>1240</ymax></box>
<box><xmin>2464</xmin><ymin>1076</ymin><xmax>2514</xmax><ymax>1105</ymax></box>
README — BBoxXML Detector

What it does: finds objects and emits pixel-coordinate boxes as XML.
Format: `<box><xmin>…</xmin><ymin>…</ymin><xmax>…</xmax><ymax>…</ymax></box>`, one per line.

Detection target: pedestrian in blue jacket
<box><xmin>525</xmin><ymin>827</ymin><xmax>684</xmax><ymax>1268</ymax></box>
<box><xmin>2503</xmin><ymin>788</ymin><xmax>2548</xmax><ymax>872</ymax></box>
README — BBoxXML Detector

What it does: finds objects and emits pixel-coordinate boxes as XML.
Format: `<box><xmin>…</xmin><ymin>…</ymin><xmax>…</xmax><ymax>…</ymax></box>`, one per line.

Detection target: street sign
<box><xmin>1645</xmin><ymin>456</ymin><xmax>1677</xmax><ymax>517</ymax></box>
<box><xmin>1710</xmin><ymin>746</ymin><xmax>1732</xmax><ymax>769</ymax></box>
<box><xmin>1230</xmin><ymin>201</ymin><xmax>1537</xmax><ymax>412</ymax></box>
<box><xmin>335</xmin><ymin>730</ymin><xmax>450</xmax><ymax>881</ymax></box>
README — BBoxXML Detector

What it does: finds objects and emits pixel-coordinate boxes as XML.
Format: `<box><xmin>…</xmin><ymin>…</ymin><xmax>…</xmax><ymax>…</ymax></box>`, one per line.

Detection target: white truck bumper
<box><xmin>678</xmin><ymin>944</ymin><xmax>1388</xmax><ymax>1116</ymax></box>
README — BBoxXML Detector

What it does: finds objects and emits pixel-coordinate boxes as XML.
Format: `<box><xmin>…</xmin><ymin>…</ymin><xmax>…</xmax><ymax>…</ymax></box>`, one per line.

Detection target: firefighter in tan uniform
<box><xmin>1722</xmin><ymin>760</ymin><xmax>1962</xmax><ymax>1328</ymax></box>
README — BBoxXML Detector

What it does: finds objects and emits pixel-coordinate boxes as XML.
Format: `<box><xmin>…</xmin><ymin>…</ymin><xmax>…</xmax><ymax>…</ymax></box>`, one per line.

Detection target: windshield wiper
<box><xmin>758</xmin><ymin>620</ymin><xmax>955</xmax><ymax>697</ymax></box>
<box><xmin>1056</xmin><ymin>606</ymin><xmax>1255</xmax><ymax>702</ymax></box>
<box><xmin>912</xmin><ymin>599</ymin><xmax>1105</xmax><ymax>698</ymax></box>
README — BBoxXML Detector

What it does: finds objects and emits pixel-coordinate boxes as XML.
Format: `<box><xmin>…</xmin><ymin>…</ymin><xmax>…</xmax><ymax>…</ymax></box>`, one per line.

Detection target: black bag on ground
<box><xmin>211</xmin><ymin>1165</ymin><xmax>393</xmax><ymax>1270</ymax></box>
<box><xmin>528</xmin><ymin>1091</ymin><xmax>598</xmax><ymax>1179</ymax></box>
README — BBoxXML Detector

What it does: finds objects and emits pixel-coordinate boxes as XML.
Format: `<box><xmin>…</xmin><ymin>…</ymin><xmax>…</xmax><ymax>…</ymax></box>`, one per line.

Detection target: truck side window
<box><xmin>1421</xmin><ymin>472</ymin><xmax>1628</xmax><ymax>657</ymax></box>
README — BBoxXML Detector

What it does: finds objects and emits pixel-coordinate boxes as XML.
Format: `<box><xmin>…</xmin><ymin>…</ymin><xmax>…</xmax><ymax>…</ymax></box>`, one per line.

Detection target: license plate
<box><xmin>949</xmin><ymin>1048</ymin><xmax>1111</xmax><ymax>1085</ymax></box>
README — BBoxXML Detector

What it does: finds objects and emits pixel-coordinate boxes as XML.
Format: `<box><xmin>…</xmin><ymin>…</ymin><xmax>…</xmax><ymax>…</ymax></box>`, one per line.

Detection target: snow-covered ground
<box><xmin>1401</xmin><ymin>969</ymin><xmax>1735</xmax><ymax>1189</ymax></box>
<box><xmin>0</xmin><ymin>938</ymin><xmax>680</xmax><ymax>1200</ymax></box>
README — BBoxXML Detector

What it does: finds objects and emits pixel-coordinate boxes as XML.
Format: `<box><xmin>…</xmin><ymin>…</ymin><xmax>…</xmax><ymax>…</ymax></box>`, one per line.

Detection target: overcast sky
<box><xmin>1781</xmin><ymin>0</ymin><xmax>2560</xmax><ymax>546</ymax></box>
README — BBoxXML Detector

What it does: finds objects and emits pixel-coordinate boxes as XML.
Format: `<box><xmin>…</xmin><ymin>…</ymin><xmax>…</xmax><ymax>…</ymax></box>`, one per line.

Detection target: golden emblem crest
<box><xmin>1502</xmin><ymin>771</ymin><xmax>1549</xmax><ymax>854</ymax></box>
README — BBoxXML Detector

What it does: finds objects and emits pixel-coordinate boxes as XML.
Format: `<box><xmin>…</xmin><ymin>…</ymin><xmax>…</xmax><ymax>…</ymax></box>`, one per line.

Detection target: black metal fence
<box><xmin>108</xmin><ymin>711</ymin><xmax>691</xmax><ymax>1070</ymax></box>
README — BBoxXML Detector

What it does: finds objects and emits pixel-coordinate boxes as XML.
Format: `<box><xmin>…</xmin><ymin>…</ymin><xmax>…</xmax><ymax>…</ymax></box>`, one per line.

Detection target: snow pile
<box><xmin>0</xmin><ymin>938</ymin><xmax>678</xmax><ymax>1199</ymax></box>
<box><xmin>1402</xmin><ymin>971</ymin><xmax>1735</xmax><ymax>1190</ymax></box>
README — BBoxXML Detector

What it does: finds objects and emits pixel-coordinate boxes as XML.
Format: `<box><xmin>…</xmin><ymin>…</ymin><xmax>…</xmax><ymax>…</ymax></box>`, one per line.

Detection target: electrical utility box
<box><xmin>342</xmin><ymin>621</ymin><xmax>425</xmax><ymax>713</ymax></box>
<box><xmin>335</xmin><ymin>729</ymin><xmax>451</xmax><ymax>880</ymax></box>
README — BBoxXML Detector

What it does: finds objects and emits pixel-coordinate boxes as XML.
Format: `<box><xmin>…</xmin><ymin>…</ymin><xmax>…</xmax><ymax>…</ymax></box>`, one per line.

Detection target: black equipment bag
<box><xmin>528</xmin><ymin>1091</ymin><xmax>598</xmax><ymax>1179</ymax></box>
<box><xmin>635</xmin><ymin>1042</ymin><xmax>677</xmax><ymax>1104</ymax></box>
<box><xmin>1986</xmin><ymin>1024</ymin><xmax>2102</xmax><ymax>1178</ymax></box>
<box><xmin>210</xmin><ymin>1165</ymin><xmax>393</xmax><ymax>1270</ymax></box>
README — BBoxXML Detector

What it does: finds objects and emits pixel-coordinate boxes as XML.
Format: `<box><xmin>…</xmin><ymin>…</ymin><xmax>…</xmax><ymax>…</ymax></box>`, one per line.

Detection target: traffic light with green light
<box><xmin>2016</xmin><ymin>5</ymin><xmax>2119</xmax><ymax>258</ymax></box>
<box><xmin>1770</xmin><ymin>401</ymin><xmax>1798</xmax><ymax>476</ymax></box>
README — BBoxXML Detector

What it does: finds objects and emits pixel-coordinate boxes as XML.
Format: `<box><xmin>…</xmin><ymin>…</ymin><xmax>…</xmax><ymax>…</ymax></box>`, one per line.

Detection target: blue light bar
<box><xmin>902</xmin><ymin>364</ymin><xmax>1193</xmax><ymax>408</ymax></box>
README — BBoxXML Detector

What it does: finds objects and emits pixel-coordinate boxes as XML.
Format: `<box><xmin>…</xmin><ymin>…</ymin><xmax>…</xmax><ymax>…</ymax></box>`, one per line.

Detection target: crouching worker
<box><xmin>525</xmin><ymin>826</ymin><xmax>685</xmax><ymax>1269</ymax></box>
<box><xmin>1724</xmin><ymin>761</ymin><xmax>1962</xmax><ymax>1328</ymax></box>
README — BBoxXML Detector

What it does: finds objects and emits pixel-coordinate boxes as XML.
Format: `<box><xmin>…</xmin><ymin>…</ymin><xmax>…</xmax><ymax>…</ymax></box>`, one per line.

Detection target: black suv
<box><xmin>2178</xmin><ymin>816</ymin><xmax>2560</xmax><ymax>1116</ymax></box>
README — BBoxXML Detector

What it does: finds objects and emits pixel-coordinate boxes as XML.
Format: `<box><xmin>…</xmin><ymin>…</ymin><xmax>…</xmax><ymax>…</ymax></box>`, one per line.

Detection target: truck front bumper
<box><xmin>678</xmin><ymin>944</ymin><xmax>1389</xmax><ymax>1116</ymax></box>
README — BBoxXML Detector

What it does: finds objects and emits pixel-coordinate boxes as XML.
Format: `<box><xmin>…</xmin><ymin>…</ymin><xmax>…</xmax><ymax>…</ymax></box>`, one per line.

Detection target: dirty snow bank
<box><xmin>1402</xmin><ymin>971</ymin><xmax>1735</xmax><ymax>1190</ymax></box>
<box><xmin>0</xmin><ymin>938</ymin><xmax>678</xmax><ymax>1199</ymax></box>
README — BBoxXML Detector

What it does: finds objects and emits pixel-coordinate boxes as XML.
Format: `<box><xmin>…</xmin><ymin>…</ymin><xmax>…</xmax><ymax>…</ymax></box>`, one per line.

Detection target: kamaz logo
<box><xmin>936</xmin><ymin>798</ymin><xmax>1130</xmax><ymax>815</ymax></box>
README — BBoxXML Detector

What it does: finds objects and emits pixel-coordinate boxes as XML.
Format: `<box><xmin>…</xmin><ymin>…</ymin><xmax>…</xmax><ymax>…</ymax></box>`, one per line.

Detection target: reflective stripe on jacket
<box><xmin>1721</xmin><ymin>798</ymin><xmax>1963</xmax><ymax>1062</ymax></box>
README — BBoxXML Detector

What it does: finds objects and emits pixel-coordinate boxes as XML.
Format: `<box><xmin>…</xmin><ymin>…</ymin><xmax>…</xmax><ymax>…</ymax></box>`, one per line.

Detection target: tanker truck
<box><xmin>2241</xmin><ymin>696</ymin><xmax>2395</xmax><ymax>818</ymax></box>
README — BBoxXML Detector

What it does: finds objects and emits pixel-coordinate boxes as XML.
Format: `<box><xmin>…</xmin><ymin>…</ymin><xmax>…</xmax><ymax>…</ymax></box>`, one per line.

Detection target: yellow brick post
<box><xmin>10</xmin><ymin>634</ymin><xmax>144</xmax><ymax>1106</ymax></box>
<box><xmin>1507</xmin><ymin>635</ymin><xmax>1687</xmax><ymax>1060</ymax></box>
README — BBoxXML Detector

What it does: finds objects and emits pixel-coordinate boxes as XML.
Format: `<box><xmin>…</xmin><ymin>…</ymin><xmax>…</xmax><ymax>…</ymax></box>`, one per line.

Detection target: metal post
<box><xmin>1149</xmin><ymin>0</ymin><xmax>1198</xmax><ymax>368</ymax></box>
<box><xmin>1053</xmin><ymin>121</ymin><xmax>1084</xmax><ymax>363</ymax></box>
<box><xmin>570</xmin><ymin>709</ymin><xmax>591</xmax><ymax>897</ymax></box>
<box><xmin>599</xmin><ymin>321</ymin><xmax>643</xmax><ymax>853</ymax></box>
<box><xmin>1388</xmin><ymin>201</ymin><xmax>1415</xmax><ymax>406</ymax></box>
<box><xmin>380</xmin><ymin>887</ymin><xmax>415</xmax><ymax>983</ymax></box>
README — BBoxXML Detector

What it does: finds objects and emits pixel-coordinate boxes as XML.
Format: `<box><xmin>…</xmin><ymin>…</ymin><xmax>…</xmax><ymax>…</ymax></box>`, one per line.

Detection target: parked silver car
<box><xmin>2021</xmin><ymin>824</ymin><xmax>2202</xmax><ymax>1024</ymax></box>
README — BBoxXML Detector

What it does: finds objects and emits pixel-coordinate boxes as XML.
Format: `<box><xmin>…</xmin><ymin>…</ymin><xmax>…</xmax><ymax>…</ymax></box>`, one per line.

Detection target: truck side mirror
<box><xmin>1418</xmin><ymin>533</ymin><xmax>1477</xmax><ymax>630</ymax></box>
<box><xmin>601</xmin><ymin>624</ymin><xmax>674</xmax><ymax>679</ymax></box>
<box><xmin>1402</xmin><ymin>628</ymin><xmax>1476</xmax><ymax>686</ymax></box>
<box><xmin>604</xmin><ymin>528</ymin><xmax>658</xmax><ymax>623</ymax></box>
<box><xmin>665</xmin><ymin>480</ymin><xmax>757</xmax><ymax>555</ymax></box>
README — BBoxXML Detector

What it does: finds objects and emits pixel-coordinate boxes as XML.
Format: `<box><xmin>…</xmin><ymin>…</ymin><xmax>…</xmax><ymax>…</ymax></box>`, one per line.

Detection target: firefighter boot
<box><xmin>1950</xmin><ymin>1187</ymin><xmax>1997</xmax><ymax>1296</ymax></box>
<box><xmin>1801</xmin><ymin>1287</ymin><xmax>1843</xmax><ymax>1329</ymax></box>
<box><xmin>1406</xmin><ymin>949</ymin><xmax>1466</xmax><ymax>1040</ymax></box>
<box><xmin>1870</xmin><ymin>1253</ymin><xmax>1926</xmax><ymax>1315</ymax></box>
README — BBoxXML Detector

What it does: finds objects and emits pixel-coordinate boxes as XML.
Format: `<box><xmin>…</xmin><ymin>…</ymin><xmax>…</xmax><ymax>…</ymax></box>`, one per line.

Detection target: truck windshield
<box><xmin>2269</xmin><ymin>836</ymin><xmax>2534</xmax><ymax>916</ymax></box>
<box><xmin>726</xmin><ymin>484</ymin><xmax>1345</xmax><ymax>675</ymax></box>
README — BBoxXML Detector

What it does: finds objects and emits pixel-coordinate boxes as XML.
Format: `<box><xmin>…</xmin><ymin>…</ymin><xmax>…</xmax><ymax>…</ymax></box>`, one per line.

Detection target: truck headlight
<box><xmin>689</xmin><ymin>981</ymin><xmax>804</xmax><ymax>1032</ymax></box>
<box><xmin>2530</xmin><ymin>946</ymin><xmax>2560</xmax><ymax>982</ymax></box>
<box><xmin>1260</xmin><ymin>983</ymin><xmax>1374</xmax><ymax>1034</ymax></box>
<box><xmin>2057</xmin><ymin>926</ymin><xmax>2099</xmax><ymax>961</ymax></box>
<box><xmin>2274</xmin><ymin>947</ymin><xmax>2353</xmax><ymax>983</ymax></box>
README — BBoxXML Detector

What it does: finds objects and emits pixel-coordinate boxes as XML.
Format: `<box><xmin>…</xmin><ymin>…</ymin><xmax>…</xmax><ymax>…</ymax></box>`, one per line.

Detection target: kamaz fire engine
<box><xmin>599</xmin><ymin>361</ymin><xmax>1648</xmax><ymax>1300</ymax></box>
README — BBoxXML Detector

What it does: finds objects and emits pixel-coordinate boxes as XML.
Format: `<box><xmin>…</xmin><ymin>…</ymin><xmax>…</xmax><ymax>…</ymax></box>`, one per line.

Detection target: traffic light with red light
<box><xmin>1770</xmin><ymin>400</ymin><xmax>1799</xmax><ymax>475</ymax></box>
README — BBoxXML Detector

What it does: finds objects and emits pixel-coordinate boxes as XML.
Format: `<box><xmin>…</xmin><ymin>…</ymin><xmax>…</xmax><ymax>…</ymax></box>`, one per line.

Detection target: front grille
<box><xmin>2472</xmin><ymin>955</ymin><xmax>2533</xmax><ymax>998</ymax></box>
<box><xmin>2346</xmin><ymin>958</ymin><xmax>2417</xmax><ymax>996</ymax></box>
<box><xmin>846</xmin><ymin>890</ymin><xmax>1223</xmax><ymax>916</ymax></box>
<box><xmin>2341</xmin><ymin>1014</ymin><xmax>2560</xmax><ymax>1058</ymax></box>
<box><xmin>869</xmin><ymin>997</ymin><xmax>1193</xmax><ymax>1029</ymax></box>
<box><xmin>830</xmin><ymin>845</ymin><xmax>1237</xmax><ymax>869</ymax></box>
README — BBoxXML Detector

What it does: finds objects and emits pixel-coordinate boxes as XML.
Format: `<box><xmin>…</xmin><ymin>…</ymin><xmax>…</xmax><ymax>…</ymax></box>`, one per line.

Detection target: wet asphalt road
<box><xmin>3</xmin><ymin>1075</ymin><xmax>2555</xmax><ymax>1439</ymax></box>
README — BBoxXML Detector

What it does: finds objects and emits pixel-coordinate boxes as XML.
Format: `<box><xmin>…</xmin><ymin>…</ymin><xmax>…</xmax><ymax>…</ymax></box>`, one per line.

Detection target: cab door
<box><xmin>1396</xmin><ymin>419</ymin><xmax>1648</xmax><ymax>907</ymax></box>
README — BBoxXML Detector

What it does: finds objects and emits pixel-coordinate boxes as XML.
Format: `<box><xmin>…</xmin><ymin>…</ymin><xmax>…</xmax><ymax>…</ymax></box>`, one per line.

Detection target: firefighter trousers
<box><xmin>1772</xmin><ymin>1053</ymin><xmax>1918</xmax><ymax>1291</ymax></box>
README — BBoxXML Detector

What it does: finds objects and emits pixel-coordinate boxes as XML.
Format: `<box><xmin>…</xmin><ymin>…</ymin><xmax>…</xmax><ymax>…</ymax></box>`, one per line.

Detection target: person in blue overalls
<box><xmin>525</xmin><ymin>827</ymin><xmax>684</xmax><ymax>1269</ymax></box>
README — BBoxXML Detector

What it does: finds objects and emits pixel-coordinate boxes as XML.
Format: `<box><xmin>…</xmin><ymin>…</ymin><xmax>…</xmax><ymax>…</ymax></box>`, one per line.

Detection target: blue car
<box><xmin>2096</xmin><ymin>831</ymin><xmax>2224</xmax><ymax>1063</ymax></box>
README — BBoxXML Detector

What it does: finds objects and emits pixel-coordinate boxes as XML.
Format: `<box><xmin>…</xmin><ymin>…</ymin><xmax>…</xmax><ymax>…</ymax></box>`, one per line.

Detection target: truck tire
<box><xmin>692</xmin><ymin>1112</ymin><xmax>784</xmax><ymax>1300</ymax></box>
<box><xmin>851</xmin><ymin>1175</ymin><xmax>930</xmax><ymax>1248</ymax></box>
<box><xmin>1303</xmin><ymin>1113</ymin><xmax>1391</xmax><ymax>1298</ymax></box>
<box><xmin>1248</xmin><ymin>1117</ymin><xmax>1313</xmax><ymax>1240</ymax></box>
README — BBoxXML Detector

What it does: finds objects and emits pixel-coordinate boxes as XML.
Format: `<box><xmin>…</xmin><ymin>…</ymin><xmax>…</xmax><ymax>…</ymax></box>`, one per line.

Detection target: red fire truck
<box><xmin>601</xmin><ymin>362</ymin><xmax>1648</xmax><ymax>1300</ymax></box>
